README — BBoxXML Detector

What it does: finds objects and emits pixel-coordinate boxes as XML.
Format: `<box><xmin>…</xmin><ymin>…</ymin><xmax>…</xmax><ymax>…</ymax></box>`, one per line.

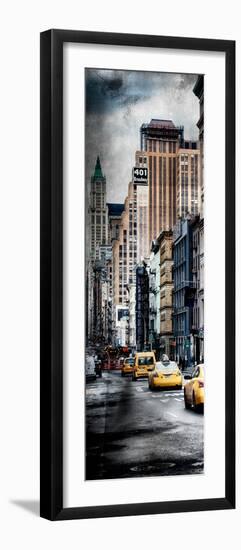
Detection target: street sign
<box><xmin>133</xmin><ymin>167</ymin><xmax>148</xmax><ymax>183</ymax></box>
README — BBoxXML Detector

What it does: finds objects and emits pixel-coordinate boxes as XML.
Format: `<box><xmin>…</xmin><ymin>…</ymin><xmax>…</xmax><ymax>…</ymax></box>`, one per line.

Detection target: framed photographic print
<box><xmin>40</xmin><ymin>29</ymin><xmax>235</xmax><ymax>520</ymax></box>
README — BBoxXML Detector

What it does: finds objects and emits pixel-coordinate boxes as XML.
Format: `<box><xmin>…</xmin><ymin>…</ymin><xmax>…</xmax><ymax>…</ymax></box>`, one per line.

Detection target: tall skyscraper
<box><xmin>111</xmin><ymin>192</ymin><xmax>132</xmax><ymax>345</ymax></box>
<box><xmin>140</xmin><ymin>119</ymin><xmax>183</xmax><ymax>243</ymax></box>
<box><xmin>112</xmin><ymin>182</ymin><xmax>136</xmax><ymax>309</ymax></box>
<box><xmin>89</xmin><ymin>156</ymin><xmax>108</xmax><ymax>260</ymax></box>
<box><xmin>139</xmin><ymin>119</ymin><xmax>200</xmax><ymax>244</ymax></box>
<box><xmin>112</xmin><ymin>167</ymin><xmax>149</xmax><ymax>313</ymax></box>
<box><xmin>87</xmin><ymin>157</ymin><xmax>110</xmax><ymax>341</ymax></box>
<box><xmin>110</xmin><ymin>152</ymin><xmax>149</xmax><ymax>347</ymax></box>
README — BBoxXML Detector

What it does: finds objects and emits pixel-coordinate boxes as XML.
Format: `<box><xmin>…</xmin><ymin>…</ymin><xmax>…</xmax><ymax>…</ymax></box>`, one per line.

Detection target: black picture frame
<box><xmin>40</xmin><ymin>29</ymin><xmax>235</xmax><ymax>521</ymax></box>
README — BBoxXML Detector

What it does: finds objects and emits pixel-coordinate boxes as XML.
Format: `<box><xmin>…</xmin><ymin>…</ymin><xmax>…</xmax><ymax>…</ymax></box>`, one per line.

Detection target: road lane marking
<box><xmin>167</xmin><ymin>412</ymin><xmax>178</xmax><ymax>418</ymax></box>
<box><xmin>174</xmin><ymin>397</ymin><xmax>183</xmax><ymax>401</ymax></box>
<box><xmin>160</xmin><ymin>399</ymin><xmax>169</xmax><ymax>403</ymax></box>
<box><xmin>136</xmin><ymin>387</ymin><xmax>143</xmax><ymax>392</ymax></box>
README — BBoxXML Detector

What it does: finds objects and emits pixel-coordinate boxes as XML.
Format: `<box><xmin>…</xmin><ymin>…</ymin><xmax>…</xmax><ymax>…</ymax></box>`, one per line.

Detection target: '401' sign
<box><xmin>133</xmin><ymin>167</ymin><xmax>148</xmax><ymax>183</ymax></box>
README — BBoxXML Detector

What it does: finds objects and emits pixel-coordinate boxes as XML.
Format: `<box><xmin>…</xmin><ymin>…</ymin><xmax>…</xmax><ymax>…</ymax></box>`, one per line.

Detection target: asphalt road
<box><xmin>86</xmin><ymin>370</ymin><xmax>204</xmax><ymax>480</ymax></box>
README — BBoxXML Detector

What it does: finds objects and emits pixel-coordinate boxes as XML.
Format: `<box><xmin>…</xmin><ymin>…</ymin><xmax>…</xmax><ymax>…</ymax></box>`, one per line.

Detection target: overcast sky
<box><xmin>85</xmin><ymin>68</ymin><xmax>200</xmax><ymax>203</ymax></box>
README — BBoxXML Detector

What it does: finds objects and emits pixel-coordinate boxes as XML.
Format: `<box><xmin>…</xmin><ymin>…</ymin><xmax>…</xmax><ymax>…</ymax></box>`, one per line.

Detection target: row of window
<box><xmin>91</xmin><ymin>215</ymin><xmax>107</xmax><ymax>224</ymax></box>
<box><xmin>147</xmin><ymin>140</ymin><xmax>177</xmax><ymax>154</ymax></box>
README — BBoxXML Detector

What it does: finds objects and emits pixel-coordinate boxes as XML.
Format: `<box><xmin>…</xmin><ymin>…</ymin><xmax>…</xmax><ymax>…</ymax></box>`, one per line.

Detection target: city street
<box><xmin>86</xmin><ymin>370</ymin><xmax>204</xmax><ymax>480</ymax></box>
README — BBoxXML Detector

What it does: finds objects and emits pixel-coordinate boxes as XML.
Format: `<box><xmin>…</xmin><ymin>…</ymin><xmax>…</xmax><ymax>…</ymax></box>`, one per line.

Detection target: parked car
<box><xmin>85</xmin><ymin>355</ymin><xmax>97</xmax><ymax>382</ymax></box>
<box><xmin>132</xmin><ymin>351</ymin><xmax>156</xmax><ymax>380</ymax></box>
<box><xmin>148</xmin><ymin>358</ymin><xmax>182</xmax><ymax>390</ymax></box>
<box><xmin>184</xmin><ymin>364</ymin><xmax>204</xmax><ymax>411</ymax></box>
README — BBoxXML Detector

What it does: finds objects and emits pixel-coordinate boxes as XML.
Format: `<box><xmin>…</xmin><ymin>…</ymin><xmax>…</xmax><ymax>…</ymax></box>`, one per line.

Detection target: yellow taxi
<box><xmin>132</xmin><ymin>351</ymin><xmax>156</xmax><ymax>381</ymax></box>
<box><xmin>121</xmin><ymin>357</ymin><xmax>134</xmax><ymax>376</ymax></box>
<box><xmin>184</xmin><ymin>364</ymin><xmax>204</xmax><ymax>411</ymax></box>
<box><xmin>148</xmin><ymin>356</ymin><xmax>182</xmax><ymax>390</ymax></box>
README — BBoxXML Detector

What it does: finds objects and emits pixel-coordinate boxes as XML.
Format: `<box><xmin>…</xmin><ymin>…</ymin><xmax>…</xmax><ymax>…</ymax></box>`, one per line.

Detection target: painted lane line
<box><xmin>136</xmin><ymin>387</ymin><xmax>144</xmax><ymax>392</ymax></box>
<box><xmin>160</xmin><ymin>399</ymin><xmax>169</xmax><ymax>403</ymax></box>
<box><xmin>166</xmin><ymin>412</ymin><xmax>178</xmax><ymax>418</ymax></box>
<box><xmin>174</xmin><ymin>398</ymin><xmax>182</xmax><ymax>402</ymax></box>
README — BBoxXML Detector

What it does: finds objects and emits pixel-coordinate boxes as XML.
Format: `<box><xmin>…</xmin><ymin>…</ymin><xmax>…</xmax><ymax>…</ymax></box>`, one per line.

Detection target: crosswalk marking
<box><xmin>163</xmin><ymin>392</ymin><xmax>183</xmax><ymax>397</ymax></box>
<box><xmin>136</xmin><ymin>387</ymin><xmax>144</xmax><ymax>392</ymax></box>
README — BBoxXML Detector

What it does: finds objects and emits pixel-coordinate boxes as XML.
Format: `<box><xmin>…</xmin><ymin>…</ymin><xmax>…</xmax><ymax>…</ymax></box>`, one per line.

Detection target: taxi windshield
<box><xmin>125</xmin><ymin>358</ymin><xmax>134</xmax><ymax>365</ymax></box>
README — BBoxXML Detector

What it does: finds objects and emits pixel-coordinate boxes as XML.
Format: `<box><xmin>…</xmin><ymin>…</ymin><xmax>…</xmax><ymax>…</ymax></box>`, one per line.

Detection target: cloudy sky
<box><xmin>85</xmin><ymin>68</ymin><xmax>200</xmax><ymax>203</ymax></box>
